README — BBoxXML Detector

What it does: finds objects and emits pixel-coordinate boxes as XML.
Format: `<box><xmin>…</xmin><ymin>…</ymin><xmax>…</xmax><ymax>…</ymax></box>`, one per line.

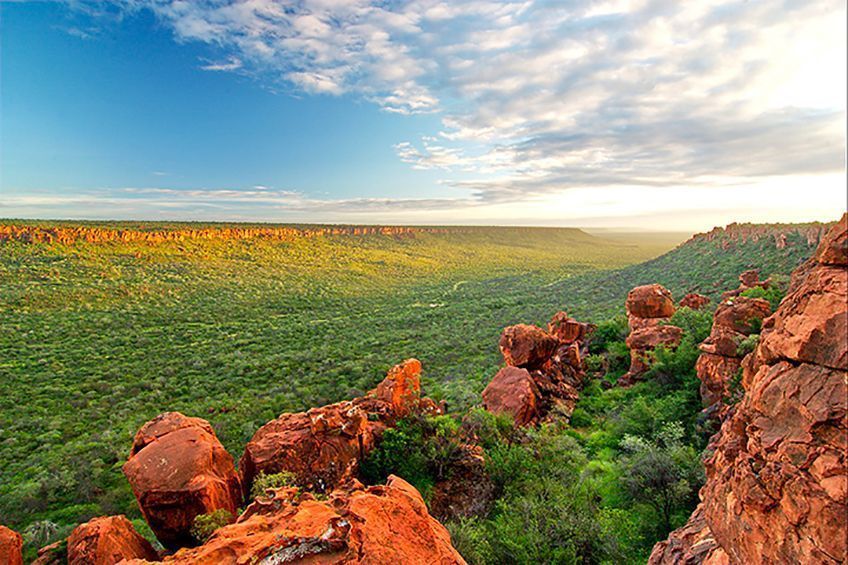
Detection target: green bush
<box><xmin>360</xmin><ymin>414</ymin><xmax>465</xmax><ymax>500</ymax></box>
<box><xmin>619</xmin><ymin>423</ymin><xmax>703</xmax><ymax>537</ymax></box>
<box><xmin>190</xmin><ymin>509</ymin><xmax>234</xmax><ymax>543</ymax></box>
<box><xmin>250</xmin><ymin>471</ymin><xmax>296</xmax><ymax>500</ymax></box>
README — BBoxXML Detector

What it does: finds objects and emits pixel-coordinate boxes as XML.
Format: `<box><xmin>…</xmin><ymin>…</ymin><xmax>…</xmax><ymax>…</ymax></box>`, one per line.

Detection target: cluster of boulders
<box><xmin>618</xmin><ymin>284</ymin><xmax>683</xmax><ymax>386</ymax></box>
<box><xmin>1</xmin><ymin>359</ymin><xmax>467</xmax><ymax>565</ymax></box>
<box><xmin>240</xmin><ymin>358</ymin><xmax>439</xmax><ymax>497</ymax></box>
<box><xmin>482</xmin><ymin>311</ymin><xmax>593</xmax><ymax>426</ymax></box>
<box><xmin>719</xmin><ymin>268</ymin><xmax>771</xmax><ymax>301</ymax></box>
<box><xmin>122</xmin><ymin>476</ymin><xmax>464</xmax><ymax>564</ymax></box>
<box><xmin>651</xmin><ymin>213</ymin><xmax>848</xmax><ymax>564</ymax></box>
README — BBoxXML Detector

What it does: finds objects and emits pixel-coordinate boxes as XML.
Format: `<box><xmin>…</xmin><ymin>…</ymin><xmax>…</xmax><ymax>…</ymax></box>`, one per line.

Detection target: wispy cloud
<box><xmin>39</xmin><ymin>0</ymin><xmax>848</xmax><ymax>216</ymax></box>
<box><xmin>199</xmin><ymin>56</ymin><xmax>243</xmax><ymax>72</ymax></box>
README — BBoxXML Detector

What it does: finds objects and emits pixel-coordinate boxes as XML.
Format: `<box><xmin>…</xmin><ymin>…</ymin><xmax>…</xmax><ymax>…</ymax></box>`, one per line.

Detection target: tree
<box><xmin>619</xmin><ymin>422</ymin><xmax>702</xmax><ymax>535</ymax></box>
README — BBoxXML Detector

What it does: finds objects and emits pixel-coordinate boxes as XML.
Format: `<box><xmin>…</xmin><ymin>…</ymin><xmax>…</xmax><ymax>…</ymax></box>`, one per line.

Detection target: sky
<box><xmin>0</xmin><ymin>0</ymin><xmax>845</xmax><ymax>230</ymax></box>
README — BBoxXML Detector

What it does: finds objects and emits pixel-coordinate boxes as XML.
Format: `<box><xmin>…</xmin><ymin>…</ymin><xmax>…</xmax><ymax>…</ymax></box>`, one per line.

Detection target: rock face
<box><xmin>123</xmin><ymin>412</ymin><xmax>243</xmax><ymax>550</ymax></box>
<box><xmin>67</xmin><ymin>516</ymin><xmax>159</xmax><ymax>565</ymax></box>
<box><xmin>680</xmin><ymin>293</ymin><xmax>711</xmax><ymax>310</ymax></box>
<box><xmin>619</xmin><ymin>285</ymin><xmax>683</xmax><ymax>385</ymax></box>
<box><xmin>0</xmin><ymin>525</ymin><xmax>23</xmax><ymax>565</ymax></box>
<box><xmin>240</xmin><ymin>359</ymin><xmax>434</xmax><ymax>497</ymax></box>
<box><xmin>652</xmin><ymin>213</ymin><xmax>848</xmax><ymax>564</ymax></box>
<box><xmin>696</xmin><ymin>296</ymin><xmax>771</xmax><ymax>418</ymax></box>
<box><xmin>484</xmin><ymin>312</ymin><xmax>590</xmax><ymax>425</ymax></box>
<box><xmin>123</xmin><ymin>476</ymin><xmax>466</xmax><ymax>565</ymax></box>
<box><xmin>647</xmin><ymin>504</ymin><xmax>728</xmax><ymax>565</ymax></box>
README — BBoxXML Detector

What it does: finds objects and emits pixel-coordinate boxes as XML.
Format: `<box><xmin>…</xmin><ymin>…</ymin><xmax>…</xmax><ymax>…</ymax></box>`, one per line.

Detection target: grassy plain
<box><xmin>0</xmin><ymin>225</ymin><xmax>670</xmax><ymax>531</ymax></box>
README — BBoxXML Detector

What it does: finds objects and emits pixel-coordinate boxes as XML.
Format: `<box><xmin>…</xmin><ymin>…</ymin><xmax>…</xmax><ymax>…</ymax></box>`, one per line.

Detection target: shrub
<box><xmin>589</xmin><ymin>316</ymin><xmax>629</xmax><ymax>354</ymax></box>
<box><xmin>190</xmin><ymin>509</ymin><xmax>234</xmax><ymax>543</ymax></box>
<box><xmin>619</xmin><ymin>422</ymin><xmax>702</xmax><ymax>536</ymax></box>
<box><xmin>741</xmin><ymin>278</ymin><xmax>787</xmax><ymax>310</ymax></box>
<box><xmin>250</xmin><ymin>471</ymin><xmax>296</xmax><ymax>500</ymax></box>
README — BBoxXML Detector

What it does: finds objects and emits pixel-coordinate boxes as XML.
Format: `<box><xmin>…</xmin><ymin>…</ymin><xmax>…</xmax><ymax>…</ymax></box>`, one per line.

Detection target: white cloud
<box><xmin>49</xmin><ymin>0</ymin><xmax>848</xmax><ymax>218</ymax></box>
<box><xmin>200</xmin><ymin>56</ymin><xmax>243</xmax><ymax>72</ymax></box>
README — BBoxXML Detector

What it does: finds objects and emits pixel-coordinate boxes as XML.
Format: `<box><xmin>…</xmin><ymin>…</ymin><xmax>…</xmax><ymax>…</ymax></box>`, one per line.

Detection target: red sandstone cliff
<box><xmin>650</xmin><ymin>213</ymin><xmax>848</xmax><ymax>564</ymax></box>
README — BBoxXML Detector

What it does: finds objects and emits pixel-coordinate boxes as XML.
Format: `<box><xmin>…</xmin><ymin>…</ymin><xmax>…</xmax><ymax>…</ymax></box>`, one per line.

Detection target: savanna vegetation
<box><xmin>0</xmin><ymin>220</ymin><xmax>821</xmax><ymax>560</ymax></box>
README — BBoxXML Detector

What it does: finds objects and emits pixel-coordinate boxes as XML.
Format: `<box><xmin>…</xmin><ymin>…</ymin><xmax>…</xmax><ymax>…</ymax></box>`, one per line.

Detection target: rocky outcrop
<box><xmin>123</xmin><ymin>476</ymin><xmax>466</xmax><ymax>565</ymax></box>
<box><xmin>483</xmin><ymin>312</ymin><xmax>589</xmax><ymax>425</ymax></box>
<box><xmin>696</xmin><ymin>296</ymin><xmax>771</xmax><ymax>418</ymax></box>
<box><xmin>67</xmin><ymin>516</ymin><xmax>158</xmax><ymax>564</ymax></box>
<box><xmin>720</xmin><ymin>269</ymin><xmax>771</xmax><ymax>301</ymax></box>
<box><xmin>688</xmin><ymin>222</ymin><xmax>830</xmax><ymax>250</ymax></box>
<box><xmin>652</xmin><ymin>213</ymin><xmax>848</xmax><ymax>564</ymax></box>
<box><xmin>648</xmin><ymin>504</ymin><xmax>728</xmax><ymax>565</ymax></box>
<box><xmin>680</xmin><ymin>293</ymin><xmax>711</xmax><ymax>310</ymax></box>
<box><xmin>123</xmin><ymin>412</ymin><xmax>242</xmax><ymax>550</ymax></box>
<box><xmin>620</xmin><ymin>284</ymin><xmax>682</xmax><ymax>386</ymax></box>
<box><xmin>240</xmin><ymin>359</ymin><xmax>436</xmax><ymax>497</ymax></box>
<box><xmin>0</xmin><ymin>525</ymin><xmax>23</xmax><ymax>565</ymax></box>
<box><xmin>626</xmin><ymin>284</ymin><xmax>676</xmax><ymax>325</ymax></box>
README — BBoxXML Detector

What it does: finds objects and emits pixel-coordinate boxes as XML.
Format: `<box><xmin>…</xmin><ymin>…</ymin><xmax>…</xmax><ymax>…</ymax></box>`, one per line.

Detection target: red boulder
<box><xmin>816</xmin><ymin>213</ymin><xmax>847</xmax><ymax>266</ymax></box>
<box><xmin>67</xmin><ymin>516</ymin><xmax>158</xmax><ymax>565</ymax></box>
<box><xmin>547</xmin><ymin>311</ymin><xmax>589</xmax><ymax>344</ymax></box>
<box><xmin>679</xmin><ymin>293</ymin><xmax>710</xmax><ymax>310</ymax></box>
<box><xmin>498</xmin><ymin>324</ymin><xmax>558</xmax><ymax>369</ymax></box>
<box><xmin>481</xmin><ymin>366</ymin><xmax>540</xmax><ymax>426</ymax></box>
<box><xmin>123</xmin><ymin>412</ymin><xmax>242</xmax><ymax>550</ymax></box>
<box><xmin>712</xmin><ymin>296</ymin><xmax>771</xmax><ymax>334</ymax></box>
<box><xmin>625</xmin><ymin>284</ymin><xmax>676</xmax><ymax>319</ymax></box>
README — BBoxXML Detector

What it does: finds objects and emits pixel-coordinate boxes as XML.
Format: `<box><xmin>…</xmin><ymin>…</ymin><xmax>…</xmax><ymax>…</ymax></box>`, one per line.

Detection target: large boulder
<box><xmin>481</xmin><ymin>366</ymin><xmax>540</xmax><ymax>426</ymax></box>
<box><xmin>816</xmin><ymin>213</ymin><xmax>847</xmax><ymax>265</ymax></box>
<box><xmin>123</xmin><ymin>412</ymin><xmax>242</xmax><ymax>550</ymax></box>
<box><xmin>67</xmin><ymin>516</ymin><xmax>158</xmax><ymax>565</ymax></box>
<box><xmin>498</xmin><ymin>324</ymin><xmax>558</xmax><ymax>369</ymax></box>
<box><xmin>123</xmin><ymin>476</ymin><xmax>466</xmax><ymax>565</ymax></box>
<box><xmin>0</xmin><ymin>525</ymin><xmax>23</xmax><ymax>565</ymax></box>
<box><xmin>626</xmin><ymin>284</ymin><xmax>676</xmax><ymax>320</ymax></box>
<box><xmin>547</xmin><ymin>311</ymin><xmax>590</xmax><ymax>344</ymax></box>
<box><xmin>652</xmin><ymin>214</ymin><xmax>848</xmax><ymax>564</ymax></box>
<box><xmin>240</xmin><ymin>359</ymin><xmax>430</xmax><ymax>497</ymax></box>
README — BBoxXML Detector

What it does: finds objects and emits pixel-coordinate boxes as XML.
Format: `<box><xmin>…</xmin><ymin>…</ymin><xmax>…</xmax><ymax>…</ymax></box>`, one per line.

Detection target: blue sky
<box><xmin>1</xmin><ymin>0</ymin><xmax>845</xmax><ymax>229</ymax></box>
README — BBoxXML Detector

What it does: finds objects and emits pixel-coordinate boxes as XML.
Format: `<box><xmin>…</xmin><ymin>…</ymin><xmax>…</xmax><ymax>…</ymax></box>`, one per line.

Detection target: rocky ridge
<box><xmin>650</xmin><ymin>213</ymin><xmax>848</xmax><ymax>564</ymax></box>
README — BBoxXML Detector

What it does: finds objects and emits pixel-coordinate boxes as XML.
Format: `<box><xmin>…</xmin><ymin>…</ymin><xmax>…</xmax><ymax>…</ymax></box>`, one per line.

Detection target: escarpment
<box><xmin>651</xmin><ymin>213</ymin><xmax>848</xmax><ymax>564</ymax></box>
